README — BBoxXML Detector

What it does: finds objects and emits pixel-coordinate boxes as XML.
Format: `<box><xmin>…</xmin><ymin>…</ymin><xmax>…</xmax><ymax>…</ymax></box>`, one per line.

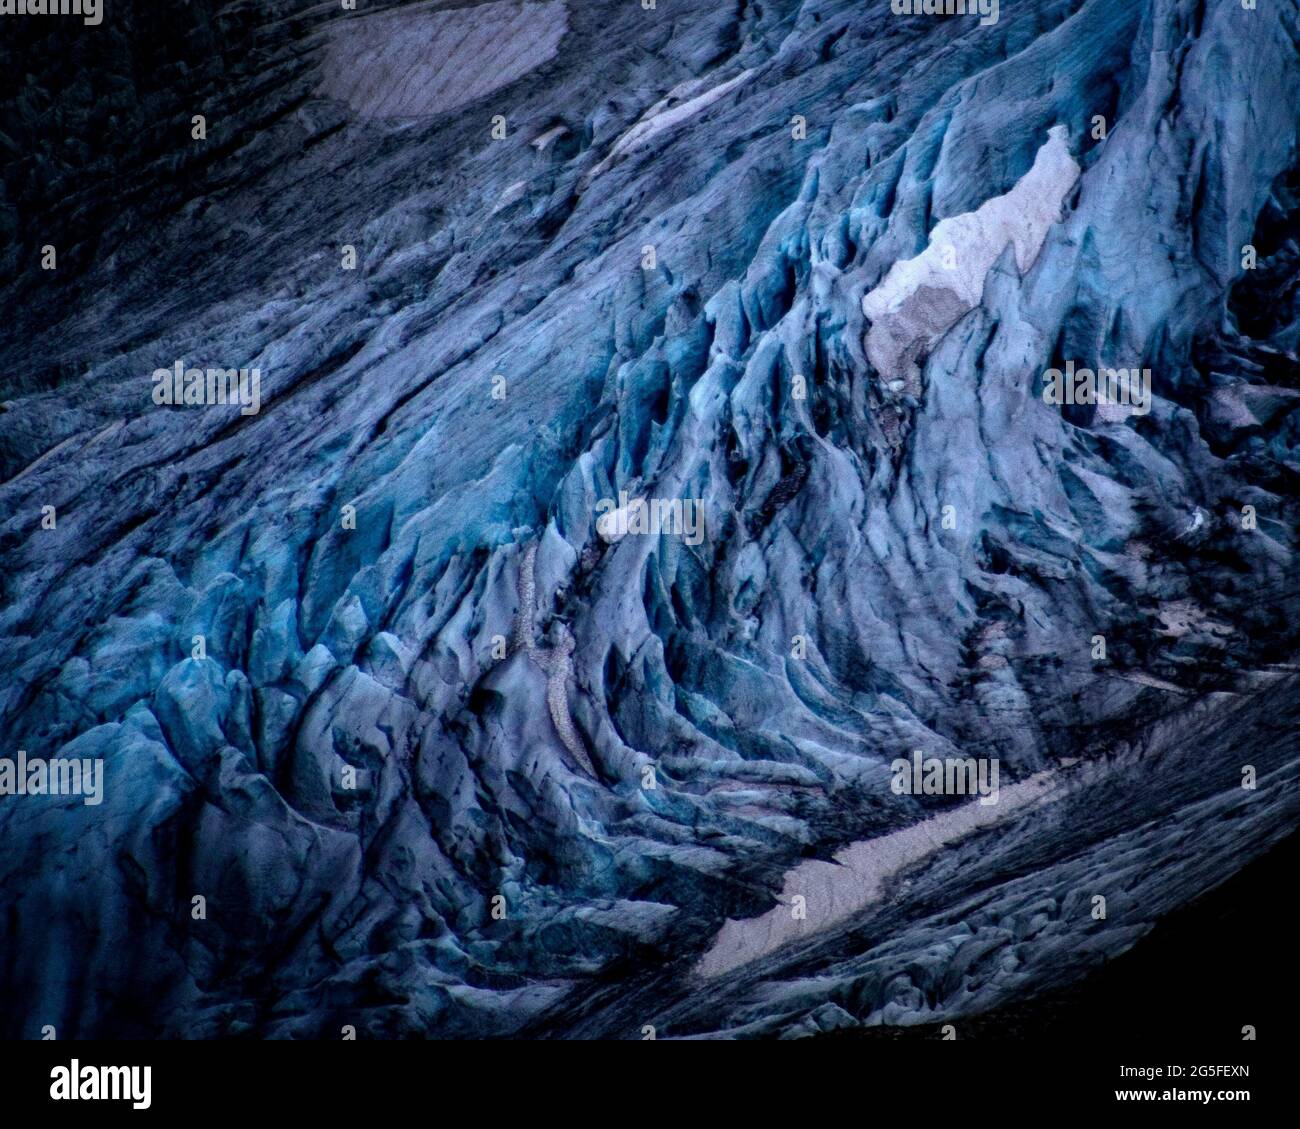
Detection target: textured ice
<box><xmin>0</xmin><ymin>0</ymin><xmax>1298</xmax><ymax>1041</ymax></box>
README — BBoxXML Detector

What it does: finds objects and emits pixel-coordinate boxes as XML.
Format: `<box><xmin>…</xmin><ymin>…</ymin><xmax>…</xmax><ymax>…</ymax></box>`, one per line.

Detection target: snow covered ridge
<box><xmin>318</xmin><ymin>1</ymin><xmax>569</xmax><ymax>119</ymax></box>
<box><xmin>697</xmin><ymin>770</ymin><xmax>1059</xmax><ymax>979</ymax></box>
<box><xmin>861</xmin><ymin>125</ymin><xmax>1080</xmax><ymax>391</ymax></box>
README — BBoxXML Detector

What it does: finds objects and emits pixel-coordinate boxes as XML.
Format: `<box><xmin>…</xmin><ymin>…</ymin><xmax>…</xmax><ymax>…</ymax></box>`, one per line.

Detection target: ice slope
<box><xmin>0</xmin><ymin>0</ymin><xmax>1298</xmax><ymax>1038</ymax></box>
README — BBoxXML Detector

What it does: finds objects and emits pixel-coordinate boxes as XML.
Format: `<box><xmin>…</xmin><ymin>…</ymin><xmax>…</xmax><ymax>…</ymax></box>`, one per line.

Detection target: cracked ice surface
<box><xmin>1</xmin><ymin>0</ymin><xmax>1299</xmax><ymax>1042</ymax></box>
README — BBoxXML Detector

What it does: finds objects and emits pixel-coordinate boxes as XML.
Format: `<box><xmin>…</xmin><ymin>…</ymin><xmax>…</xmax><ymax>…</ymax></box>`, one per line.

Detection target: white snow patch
<box><xmin>696</xmin><ymin>770</ymin><xmax>1059</xmax><ymax>979</ymax></box>
<box><xmin>861</xmin><ymin>125</ymin><xmax>1080</xmax><ymax>388</ymax></box>
<box><xmin>585</xmin><ymin>69</ymin><xmax>754</xmax><ymax>182</ymax></box>
<box><xmin>531</xmin><ymin>124</ymin><xmax>570</xmax><ymax>151</ymax></box>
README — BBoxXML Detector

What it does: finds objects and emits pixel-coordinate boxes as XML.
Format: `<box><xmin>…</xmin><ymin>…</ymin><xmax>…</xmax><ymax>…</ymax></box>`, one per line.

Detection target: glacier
<box><xmin>0</xmin><ymin>0</ymin><xmax>1298</xmax><ymax>1040</ymax></box>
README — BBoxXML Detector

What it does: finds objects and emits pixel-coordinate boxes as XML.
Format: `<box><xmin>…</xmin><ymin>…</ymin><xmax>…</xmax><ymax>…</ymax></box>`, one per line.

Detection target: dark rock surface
<box><xmin>1</xmin><ymin>0</ymin><xmax>1297</xmax><ymax>1039</ymax></box>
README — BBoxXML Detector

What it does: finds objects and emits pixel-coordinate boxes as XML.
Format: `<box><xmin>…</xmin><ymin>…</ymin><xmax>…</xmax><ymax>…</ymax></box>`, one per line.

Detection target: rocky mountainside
<box><xmin>1</xmin><ymin>0</ymin><xmax>1298</xmax><ymax>1039</ymax></box>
